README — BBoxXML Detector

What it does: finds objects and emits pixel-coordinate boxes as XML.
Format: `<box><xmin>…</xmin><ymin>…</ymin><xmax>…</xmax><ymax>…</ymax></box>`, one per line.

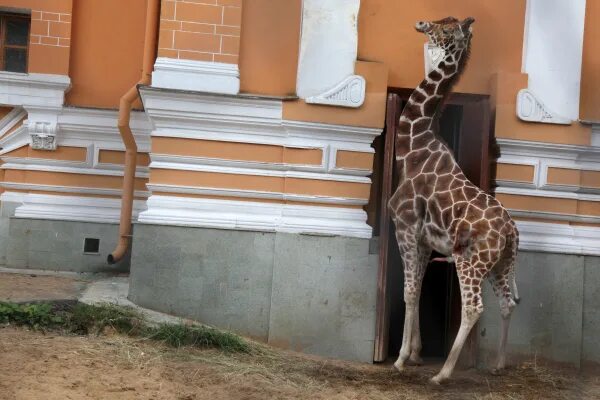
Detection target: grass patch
<box><xmin>146</xmin><ymin>323</ymin><xmax>250</xmax><ymax>353</ymax></box>
<box><xmin>0</xmin><ymin>301</ymin><xmax>250</xmax><ymax>353</ymax></box>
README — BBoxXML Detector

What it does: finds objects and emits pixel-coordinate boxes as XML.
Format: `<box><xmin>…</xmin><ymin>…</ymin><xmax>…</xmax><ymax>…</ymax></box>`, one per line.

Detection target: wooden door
<box><xmin>373</xmin><ymin>93</ymin><xmax>401</xmax><ymax>362</ymax></box>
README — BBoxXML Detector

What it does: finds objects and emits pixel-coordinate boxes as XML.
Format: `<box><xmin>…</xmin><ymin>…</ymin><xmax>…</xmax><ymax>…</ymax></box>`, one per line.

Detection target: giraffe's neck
<box><xmin>396</xmin><ymin>46</ymin><xmax>469</xmax><ymax>155</ymax></box>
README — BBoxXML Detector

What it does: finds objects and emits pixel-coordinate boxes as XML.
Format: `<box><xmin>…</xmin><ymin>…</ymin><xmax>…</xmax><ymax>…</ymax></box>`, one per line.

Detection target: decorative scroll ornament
<box><xmin>424</xmin><ymin>43</ymin><xmax>446</xmax><ymax>75</ymax></box>
<box><xmin>516</xmin><ymin>89</ymin><xmax>571</xmax><ymax>125</ymax></box>
<box><xmin>305</xmin><ymin>75</ymin><xmax>366</xmax><ymax>108</ymax></box>
<box><xmin>28</xmin><ymin>120</ymin><xmax>58</xmax><ymax>150</ymax></box>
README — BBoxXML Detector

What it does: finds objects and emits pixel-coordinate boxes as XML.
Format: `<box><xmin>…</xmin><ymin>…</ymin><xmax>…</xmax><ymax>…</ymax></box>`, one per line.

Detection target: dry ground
<box><xmin>0</xmin><ymin>327</ymin><xmax>597</xmax><ymax>400</ymax></box>
<box><xmin>0</xmin><ymin>272</ymin><xmax>598</xmax><ymax>399</ymax></box>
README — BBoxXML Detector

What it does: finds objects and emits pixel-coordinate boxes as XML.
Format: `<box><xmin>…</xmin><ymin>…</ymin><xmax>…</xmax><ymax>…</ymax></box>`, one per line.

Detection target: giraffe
<box><xmin>388</xmin><ymin>17</ymin><xmax>520</xmax><ymax>384</ymax></box>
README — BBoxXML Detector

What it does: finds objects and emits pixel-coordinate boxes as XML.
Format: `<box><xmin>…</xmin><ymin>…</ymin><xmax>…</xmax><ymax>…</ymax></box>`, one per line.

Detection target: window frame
<box><xmin>0</xmin><ymin>12</ymin><xmax>31</xmax><ymax>73</ymax></box>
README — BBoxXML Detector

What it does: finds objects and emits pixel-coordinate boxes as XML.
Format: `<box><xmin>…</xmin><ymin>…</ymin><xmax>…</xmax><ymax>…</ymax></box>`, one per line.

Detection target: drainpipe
<box><xmin>108</xmin><ymin>0</ymin><xmax>160</xmax><ymax>264</ymax></box>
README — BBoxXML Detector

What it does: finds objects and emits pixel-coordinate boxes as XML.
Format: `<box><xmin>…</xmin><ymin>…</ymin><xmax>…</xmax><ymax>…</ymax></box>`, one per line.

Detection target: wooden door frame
<box><xmin>373</xmin><ymin>89</ymin><xmax>493</xmax><ymax>363</ymax></box>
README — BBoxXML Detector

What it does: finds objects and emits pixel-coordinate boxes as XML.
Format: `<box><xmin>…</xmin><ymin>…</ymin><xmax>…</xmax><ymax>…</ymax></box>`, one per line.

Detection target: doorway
<box><xmin>370</xmin><ymin>89</ymin><xmax>493</xmax><ymax>363</ymax></box>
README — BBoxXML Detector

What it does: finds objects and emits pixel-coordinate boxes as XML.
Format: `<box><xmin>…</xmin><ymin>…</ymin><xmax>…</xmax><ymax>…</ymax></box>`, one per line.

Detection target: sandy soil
<box><xmin>0</xmin><ymin>327</ymin><xmax>597</xmax><ymax>400</ymax></box>
<box><xmin>0</xmin><ymin>272</ymin><xmax>88</xmax><ymax>303</ymax></box>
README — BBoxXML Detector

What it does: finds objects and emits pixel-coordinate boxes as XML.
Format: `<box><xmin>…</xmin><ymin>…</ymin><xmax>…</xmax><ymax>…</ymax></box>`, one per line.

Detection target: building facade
<box><xmin>0</xmin><ymin>0</ymin><xmax>598</xmax><ymax>368</ymax></box>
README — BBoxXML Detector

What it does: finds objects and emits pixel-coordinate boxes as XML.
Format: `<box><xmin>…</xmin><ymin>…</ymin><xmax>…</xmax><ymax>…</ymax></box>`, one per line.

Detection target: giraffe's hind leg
<box><xmin>393</xmin><ymin>242</ymin><xmax>430</xmax><ymax>372</ymax></box>
<box><xmin>488</xmin><ymin>257</ymin><xmax>518</xmax><ymax>373</ymax></box>
<box><xmin>431</xmin><ymin>256</ymin><xmax>488</xmax><ymax>385</ymax></box>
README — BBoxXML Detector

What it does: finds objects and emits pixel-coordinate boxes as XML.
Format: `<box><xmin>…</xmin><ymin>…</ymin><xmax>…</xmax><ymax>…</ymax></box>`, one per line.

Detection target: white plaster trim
<box><xmin>0</xmin><ymin>182</ymin><xmax>150</xmax><ymax>199</ymax></box>
<box><xmin>0</xmin><ymin>72</ymin><xmax>71</xmax><ymax>108</ymax></box>
<box><xmin>146</xmin><ymin>183</ymin><xmax>367</xmax><ymax>206</ymax></box>
<box><xmin>57</xmin><ymin>107</ymin><xmax>152</xmax><ymax>151</ymax></box>
<box><xmin>151</xmin><ymin>153</ymin><xmax>326</xmax><ymax>173</ymax></box>
<box><xmin>516</xmin><ymin>220</ymin><xmax>600</xmax><ymax>256</ymax></box>
<box><xmin>496</xmin><ymin>186</ymin><xmax>600</xmax><ymax>202</ymax></box>
<box><xmin>0</xmin><ymin>125</ymin><xmax>28</xmax><ymax>155</ymax></box>
<box><xmin>296</xmin><ymin>0</ymin><xmax>360</xmax><ymax>99</ymax></box>
<box><xmin>520</xmin><ymin>0</ymin><xmax>586</xmax><ymax>123</ymax></box>
<box><xmin>0</xmin><ymin>191</ymin><xmax>25</xmax><ymax>204</ymax></box>
<box><xmin>152</xmin><ymin>58</ymin><xmax>240</xmax><ymax>95</ymax></box>
<box><xmin>14</xmin><ymin>194</ymin><xmax>147</xmax><ymax>224</ymax></box>
<box><xmin>516</xmin><ymin>89</ymin><xmax>571</xmax><ymax>125</ymax></box>
<box><xmin>0</xmin><ymin>107</ymin><xmax>26</xmax><ymax>137</ymax></box>
<box><xmin>140</xmin><ymin>87</ymin><xmax>380</xmax><ymax>153</ymax></box>
<box><xmin>150</xmin><ymin>158</ymin><xmax>369</xmax><ymax>183</ymax></box>
<box><xmin>1</xmin><ymin>163</ymin><xmax>150</xmax><ymax>179</ymax></box>
<box><xmin>305</xmin><ymin>75</ymin><xmax>366</xmax><ymax>108</ymax></box>
<box><xmin>138</xmin><ymin>195</ymin><xmax>372</xmax><ymax>238</ymax></box>
<box><xmin>592</xmin><ymin>124</ymin><xmax>600</xmax><ymax>147</ymax></box>
<box><xmin>497</xmin><ymin>138</ymin><xmax>600</xmax><ymax>195</ymax></box>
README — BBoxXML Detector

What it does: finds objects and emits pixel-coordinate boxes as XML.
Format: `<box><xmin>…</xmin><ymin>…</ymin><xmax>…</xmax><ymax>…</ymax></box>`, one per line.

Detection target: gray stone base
<box><xmin>478</xmin><ymin>250</ymin><xmax>600</xmax><ymax>369</ymax></box>
<box><xmin>129</xmin><ymin>224</ymin><xmax>379</xmax><ymax>362</ymax></box>
<box><xmin>0</xmin><ymin>201</ymin><xmax>20</xmax><ymax>265</ymax></box>
<box><xmin>5</xmin><ymin>218</ymin><xmax>129</xmax><ymax>273</ymax></box>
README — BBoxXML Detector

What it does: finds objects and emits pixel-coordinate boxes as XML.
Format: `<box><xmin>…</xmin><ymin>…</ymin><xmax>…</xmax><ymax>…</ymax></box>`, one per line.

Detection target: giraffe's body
<box><xmin>389</xmin><ymin>17</ymin><xmax>519</xmax><ymax>384</ymax></box>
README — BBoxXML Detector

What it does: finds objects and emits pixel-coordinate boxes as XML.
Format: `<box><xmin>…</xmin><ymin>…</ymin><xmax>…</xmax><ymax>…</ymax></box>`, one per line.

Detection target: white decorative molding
<box><xmin>140</xmin><ymin>86</ymin><xmax>380</xmax><ymax>152</ymax></box>
<box><xmin>1</xmin><ymin>182</ymin><xmax>149</xmax><ymax>199</ymax></box>
<box><xmin>13</xmin><ymin>194</ymin><xmax>147</xmax><ymax>224</ymax></box>
<box><xmin>150</xmin><ymin>159</ymin><xmax>369</xmax><ymax>184</ymax></box>
<box><xmin>0</xmin><ymin>72</ymin><xmax>71</xmax><ymax>107</ymax></box>
<box><xmin>516</xmin><ymin>220</ymin><xmax>600</xmax><ymax>256</ymax></box>
<box><xmin>516</xmin><ymin>89</ymin><xmax>571</xmax><ymax>125</ymax></box>
<box><xmin>152</xmin><ymin>58</ymin><xmax>240</xmax><ymax>95</ymax></box>
<box><xmin>138</xmin><ymin>195</ymin><xmax>372</xmax><ymax>239</ymax></box>
<box><xmin>520</xmin><ymin>0</ymin><xmax>586</xmax><ymax>122</ymax></box>
<box><xmin>296</xmin><ymin>0</ymin><xmax>361</xmax><ymax>99</ymax></box>
<box><xmin>424</xmin><ymin>43</ymin><xmax>446</xmax><ymax>75</ymax></box>
<box><xmin>146</xmin><ymin>183</ymin><xmax>365</xmax><ymax>206</ymax></box>
<box><xmin>139</xmin><ymin>86</ymin><xmax>381</xmax><ymax>238</ymax></box>
<box><xmin>0</xmin><ymin>124</ymin><xmax>28</xmax><ymax>155</ymax></box>
<box><xmin>0</xmin><ymin>107</ymin><xmax>26</xmax><ymax>138</ymax></box>
<box><xmin>495</xmin><ymin>138</ymin><xmax>600</xmax><ymax>226</ymax></box>
<box><xmin>592</xmin><ymin>124</ymin><xmax>600</xmax><ymax>147</ymax></box>
<box><xmin>306</xmin><ymin>75</ymin><xmax>366</xmax><ymax>108</ymax></box>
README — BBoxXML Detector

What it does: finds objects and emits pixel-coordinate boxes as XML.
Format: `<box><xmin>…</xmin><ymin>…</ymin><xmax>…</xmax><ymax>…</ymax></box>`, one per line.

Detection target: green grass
<box><xmin>0</xmin><ymin>301</ymin><xmax>250</xmax><ymax>353</ymax></box>
<box><xmin>146</xmin><ymin>323</ymin><xmax>251</xmax><ymax>353</ymax></box>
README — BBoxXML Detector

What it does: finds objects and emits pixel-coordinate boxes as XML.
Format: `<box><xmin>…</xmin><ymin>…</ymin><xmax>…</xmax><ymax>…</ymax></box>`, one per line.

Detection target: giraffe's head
<box><xmin>415</xmin><ymin>17</ymin><xmax>475</xmax><ymax>50</ymax></box>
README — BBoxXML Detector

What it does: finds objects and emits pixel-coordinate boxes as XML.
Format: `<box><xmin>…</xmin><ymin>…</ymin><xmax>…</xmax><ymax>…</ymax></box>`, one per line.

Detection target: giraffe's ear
<box><xmin>462</xmin><ymin>17</ymin><xmax>475</xmax><ymax>28</ymax></box>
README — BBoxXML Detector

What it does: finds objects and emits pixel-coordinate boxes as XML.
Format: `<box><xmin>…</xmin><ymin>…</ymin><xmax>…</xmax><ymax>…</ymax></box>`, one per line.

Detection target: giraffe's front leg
<box><xmin>394</xmin><ymin>244</ymin><xmax>429</xmax><ymax>372</ymax></box>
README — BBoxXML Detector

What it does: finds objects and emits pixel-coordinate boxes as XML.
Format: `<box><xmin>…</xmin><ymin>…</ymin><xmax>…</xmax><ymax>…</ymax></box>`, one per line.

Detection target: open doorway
<box><xmin>369</xmin><ymin>89</ymin><xmax>493</xmax><ymax>363</ymax></box>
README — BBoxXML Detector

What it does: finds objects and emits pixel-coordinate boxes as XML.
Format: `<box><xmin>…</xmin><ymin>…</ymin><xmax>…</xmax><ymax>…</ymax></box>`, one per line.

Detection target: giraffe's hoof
<box><xmin>408</xmin><ymin>354</ymin><xmax>424</xmax><ymax>366</ymax></box>
<box><xmin>393</xmin><ymin>360</ymin><xmax>406</xmax><ymax>373</ymax></box>
<box><xmin>430</xmin><ymin>374</ymin><xmax>446</xmax><ymax>385</ymax></box>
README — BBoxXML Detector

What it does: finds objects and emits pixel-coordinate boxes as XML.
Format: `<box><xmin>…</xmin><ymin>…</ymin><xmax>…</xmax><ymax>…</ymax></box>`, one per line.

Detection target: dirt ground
<box><xmin>0</xmin><ymin>327</ymin><xmax>597</xmax><ymax>400</ymax></box>
<box><xmin>0</xmin><ymin>272</ymin><xmax>598</xmax><ymax>400</ymax></box>
<box><xmin>0</xmin><ymin>272</ymin><xmax>88</xmax><ymax>303</ymax></box>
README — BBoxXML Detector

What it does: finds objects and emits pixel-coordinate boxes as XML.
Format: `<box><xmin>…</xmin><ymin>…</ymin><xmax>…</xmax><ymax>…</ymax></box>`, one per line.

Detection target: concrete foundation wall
<box><xmin>478</xmin><ymin>250</ymin><xmax>600</xmax><ymax>369</ymax></box>
<box><xmin>129</xmin><ymin>224</ymin><xmax>378</xmax><ymax>362</ymax></box>
<box><xmin>0</xmin><ymin>201</ymin><xmax>19</xmax><ymax>265</ymax></box>
<box><xmin>5</xmin><ymin>218</ymin><xmax>129</xmax><ymax>273</ymax></box>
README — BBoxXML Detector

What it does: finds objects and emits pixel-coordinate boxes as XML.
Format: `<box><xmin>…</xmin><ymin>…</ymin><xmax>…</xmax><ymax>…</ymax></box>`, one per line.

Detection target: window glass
<box><xmin>6</xmin><ymin>18</ymin><xmax>29</xmax><ymax>46</ymax></box>
<box><xmin>5</xmin><ymin>48</ymin><xmax>27</xmax><ymax>73</ymax></box>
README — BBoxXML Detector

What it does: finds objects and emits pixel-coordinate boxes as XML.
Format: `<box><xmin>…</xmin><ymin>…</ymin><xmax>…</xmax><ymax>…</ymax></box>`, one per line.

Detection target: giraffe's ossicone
<box><xmin>389</xmin><ymin>17</ymin><xmax>520</xmax><ymax>385</ymax></box>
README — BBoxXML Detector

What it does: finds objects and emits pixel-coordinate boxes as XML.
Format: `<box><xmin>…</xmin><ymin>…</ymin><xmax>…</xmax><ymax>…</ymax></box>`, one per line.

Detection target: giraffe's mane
<box><xmin>434</xmin><ymin>37</ymin><xmax>473</xmax><ymax>126</ymax></box>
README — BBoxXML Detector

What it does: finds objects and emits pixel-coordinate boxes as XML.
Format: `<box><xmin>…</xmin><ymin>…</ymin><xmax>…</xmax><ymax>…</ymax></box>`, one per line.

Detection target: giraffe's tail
<box><xmin>509</xmin><ymin>227</ymin><xmax>520</xmax><ymax>305</ymax></box>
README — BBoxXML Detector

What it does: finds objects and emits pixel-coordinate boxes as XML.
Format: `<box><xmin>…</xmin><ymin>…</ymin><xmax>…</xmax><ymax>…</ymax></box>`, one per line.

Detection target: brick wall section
<box><xmin>30</xmin><ymin>10</ymin><xmax>72</xmax><ymax>48</ymax></box>
<box><xmin>158</xmin><ymin>0</ymin><xmax>242</xmax><ymax>64</ymax></box>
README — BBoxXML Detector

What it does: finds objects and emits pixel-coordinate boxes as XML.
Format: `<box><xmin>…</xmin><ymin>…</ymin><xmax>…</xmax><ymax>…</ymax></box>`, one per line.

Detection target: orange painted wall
<box><xmin>359</xmin><ymin>0</ymin><xmax>525</xmax><ymax>94</ymax></box>
<box><xmin>0</xmin><ymin>0</ymin><xmax>72</xmax><ymax>74</ymax></box>
<box><xmin>64</xmin><ymin>0</ymin><xmax>147</xmax><ymax>109</ymax></box>
<box><xmin>158</xmin><ymin>0</ymin><xmax>242</xmax><ymax>63</ymax></box>
<box><xmin>579</xmin><ymin>0</ymin><xmax>600</xmax><ymax>122</ymax></box>
<box><xmin>239</xmin><ymin>0</ymin><xmax>302</xmax><ymax>96</ymax></box>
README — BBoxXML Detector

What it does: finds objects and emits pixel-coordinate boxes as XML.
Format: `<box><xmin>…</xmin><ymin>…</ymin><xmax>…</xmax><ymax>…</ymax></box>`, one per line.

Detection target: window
<box><xmin>0</xmin><ymin>13</ymin><xmax>30</xmax><ymax>73</ymax></box>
